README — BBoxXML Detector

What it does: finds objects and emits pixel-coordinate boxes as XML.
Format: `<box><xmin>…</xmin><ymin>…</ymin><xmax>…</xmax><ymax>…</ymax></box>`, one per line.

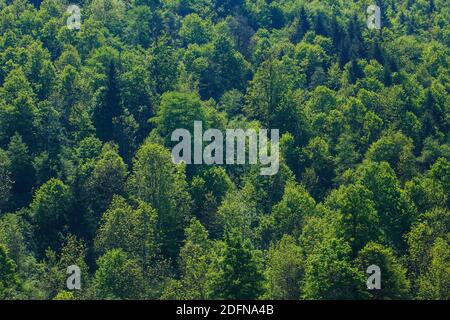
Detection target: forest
<box><xmin>0</xmin><ymin>0</ymin><xmax>448</xmax><ymax>300</ymax></box>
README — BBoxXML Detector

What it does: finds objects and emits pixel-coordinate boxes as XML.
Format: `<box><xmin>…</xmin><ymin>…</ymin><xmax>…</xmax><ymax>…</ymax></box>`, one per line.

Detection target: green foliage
<box><xmin>302</xmin><ymin>238</ymin><xmax>368</xmax><ymax>300</ymax></box>
<box><xmin>0</xmin><ymin>244</ymin><xmax>20</xmax><ymax>299</ymax></box>
<box><xmin>366</xmin><ymin>131</ymin><xmax>416</xmax><ymax>181</ymax></box>
<box><xmin>264</xmin><ymin>235</ymin><xmax>303</xmax><ymax>299</ymax></box>
<box><xmin>0</xmin><ymin>68</ymin><xmax>37</xmax><ymax>147</ymax></box>
<box><xmin>7</xmin><ymin>133</ymin><xmax>35</xmax><ymax>199</ymax></box>
<box><xmin>30</xmin><ymin>178</ymin><xmax>72</xmax><ymax>255</ymax></box>
<box><xmin>92</xmin><ymin>60</ymin><xmax>123</xmax><ymax>143</ymax></box>
<box><xmin>128</xmin><ymin>141</ymin><xmax>191</xmax><ymax>259</ymax></box>
<box><xmin>261</xmin><ymin>180</ymin><xmax>316</xmax><ymax>244</ymax></box>
<box><xmin>217</xmin><ymin>183</ymin><xmax>259</xmax><ymax>240</ymax></box>
<box><xmin>0</xmin><ymin>149</ymin><xmax>12</xmax><ymax>211</ymax></box>
<box><xmin>326</xmin><ymin>183</ymin><xmax>380</xmax><ymax>254</ymax></box>
<box><xmin>356</xmin><ymin>242</ymin><xmax>410</xmax><ymax>299</ymax></box>
<box><xmin>162</xmin><ymin>218</ymin><xmax>212</xmax><ymax>299</ymax></box>
<box><xmin>95</xmin><ymin>196</ymin><xmax>158</xmax><ymax>267</ymax></box>
<box><xmin>405</xmin><ymin>176</ymin><xmax>447</xmax><ymax>214</ymax></box>
<box><xmin>53</xmin><ymin>290</ymin><xmax>75</xmax><ymax>300</ymax></box>
<box><xmin>41</xmin><ymin>234</ymin><xmax>88</xmax><ymax>299</ymax></box>
<box><xmin>354</xmin><ymin>161</ymin><xmax>416</xmax><ymax>251</ymax></box>
<box><xmin>406</xmin><ymin>207</ymin><xmax>449</xmax><ymax>297</ymax></box>
<box><xmin>180</xmin><ymin>14</ymin><xmax>212</xmax><ymax>45</ymax></box>
<box><xmin>0</xmin><ymin>0</ymin><xmax>448</xmax><ymax>300</ymax></box>
<box><xmin>82</xmin><ymin>143</ymin><xmax>128</xmax><ymax>238</ymax></box>
<box><xmin>213</xmin><ymin>230</ymin><xmax>264</xmax><ymax>299</ymax></box>
<box><xmin>416</xmin><ymin>238</ymin><xmax>450</xmax><ymax>300</ymax></box>
<box><xmin>152</xmin><ymin>91</ymin><xmax>206</xmax><ymax>146</ymax></box>
<box><xmin>93</xmin><ymin>248</ymin><xmax>144</xmax><ymax>299</ymax></box>
<box><xmin>0</xmin><ymin>213</ymin><xmax>27</xmax><ymax>267</ymax></box>
<box><xmin>190</xmin><ymin>166</ymin><xmax>234</xmax><ymax>236</ymax></box>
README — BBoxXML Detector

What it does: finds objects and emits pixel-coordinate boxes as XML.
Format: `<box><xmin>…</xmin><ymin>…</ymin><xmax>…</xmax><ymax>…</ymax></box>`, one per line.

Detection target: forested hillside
<box><xmin>0</xmin><ymin>0</ymin><xmax>448</xmax><ymax>300</ymax></box>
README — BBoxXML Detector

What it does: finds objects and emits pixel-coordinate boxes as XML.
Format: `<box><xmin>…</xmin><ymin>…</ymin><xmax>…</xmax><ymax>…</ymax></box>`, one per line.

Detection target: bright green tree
<box><xmin>95</xmin><ymin>196</ymin><xmax>158</xmax><ymax>268</ymax></box>
<box><xmin>179</xmin><ymin>14</ymin><xmax>212</xmax><ymax>45</ymax></box>
<box><xmin>262</xmin><ymin>180</ymin><xmax>316</xmax><ymax>243</ymax></box>
<box><xmin>163</xmin><ymin>218</ymin><xmax>211</xmax><ymax>299</ymax></box>
<box><xmin>302</xmin><ymin>238</ymin><xmax>368</xmax><ymax>300</ymax></box>
<box><xmin>0</xmin><ymin>149</ymin><xmax>12</xmax><ymax>211</ymax></box>
<box><xmin>30</xmin><ymin>178</ymin><xmax>72</xmax><ymax>255</ymax></box>
<box><xmin>82</xmin><ymin>143</ymin><xmax>128</xmax><ymax>238</ymax></box>
<box><xmin>264</xmin><ymin>235</ymin><xmax>303</xmax><ymax>300</ymax></box>
<box><xmin>356</xmin><ymin>242</ymin><xmax>410</xmax><ymax>299</ymax></box>
<box><xmin>93</xmin><ymin>249</ymin><xmax>144</xmax><ymax>299</ymax></box>
<box><xmin>128</xmin><ymin>141</ymin><xmax>191</xmax><ymax>260</ymax></box>
<box><xmin>0</xmin><ymin>245</ymin><xmax>20</xmax><ymax>299</ymax></box>
<box><xmin>407</xmin><ymin>207</ymin><xmax>449</xmax><ymax>298</ymax></box>
<box><xmin>151</xmin><ymin>91</ymin><xmax>206</xmax><ymax>146</ymax></box>
<box><xmin>325</xmin><ymin>183</ymin><xmax>380</xmax><ymax>255</ymax></box>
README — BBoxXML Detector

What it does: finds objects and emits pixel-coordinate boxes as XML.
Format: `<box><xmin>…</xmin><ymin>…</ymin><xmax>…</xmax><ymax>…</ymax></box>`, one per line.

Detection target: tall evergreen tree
<box><xmin>213</xmin><ymin>230</ymin><xmax>263</xmax><ymax>299</ymax></box>
<box><xmin>93</xmin><ymin>61</ymin><xmax>123</xmax><ymax>143</ymax></box>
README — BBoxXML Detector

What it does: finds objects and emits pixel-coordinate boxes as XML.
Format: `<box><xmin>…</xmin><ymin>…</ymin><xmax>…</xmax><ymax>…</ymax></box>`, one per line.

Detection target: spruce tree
<box><xmin>214</xmin><ymin>230</ymin><xmax>263</xmax><ymax>299</ymax></box>
<box><xmin>93</xmin><ymin>61</ymin><xmax>123</xmax><ymax>142</ymax></box>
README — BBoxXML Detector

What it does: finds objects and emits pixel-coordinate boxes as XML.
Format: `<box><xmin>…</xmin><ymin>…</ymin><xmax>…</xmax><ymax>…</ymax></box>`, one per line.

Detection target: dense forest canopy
<box><xmin>0</xmin><ymin>0</ymin><xmax>448</xmax><ymax>300</ymax></box>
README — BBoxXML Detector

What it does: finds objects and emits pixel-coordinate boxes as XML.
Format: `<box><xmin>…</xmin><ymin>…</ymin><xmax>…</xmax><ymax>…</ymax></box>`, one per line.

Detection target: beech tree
<box><xmin>0</xmin><ymin>0</ymin><xmax>448</xmax><ymax>301</ymax></box>
<box><xmin>93</xmin><ymin>249</ymin><xmax>144</xmax><ymax>299</ymax></box>
<box><xmin>95</xmin><ymin>196</ymin><xmax>158</xmax><ymax>268</ymax></box>
<box><xmin>264</xmin><ymin>235</ymin><xmax>303</xmax><ymax>299</ymax></box>
<box><xmin>0</xmin><ymin>149</ymin><xmax>11</xmax><ymax>211</ymax></box>
<box><xmin>302</xmin><ymin>238</ymin><xmax>368</xmax><ymax>300</ymax></box>
<box><xmin>356</xmin><ymin>242</ymin><xmax>410</xmax><ymax>299</ymax></box>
